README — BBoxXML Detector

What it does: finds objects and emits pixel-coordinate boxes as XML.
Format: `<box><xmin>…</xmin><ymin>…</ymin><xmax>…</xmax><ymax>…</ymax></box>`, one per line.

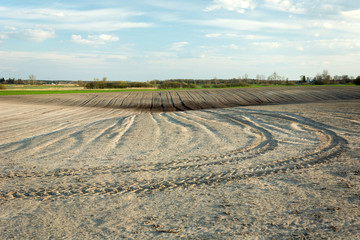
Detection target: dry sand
<box><xmin>0</xmin><ymin>87</ymin><xmax>359</xmax><ymax>239</ymax></box>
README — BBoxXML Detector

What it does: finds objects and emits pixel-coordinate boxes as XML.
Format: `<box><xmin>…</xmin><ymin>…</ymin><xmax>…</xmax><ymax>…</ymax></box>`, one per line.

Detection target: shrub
<box><xmin>213</xmin><ymin>84</ymin><xmax>226</xmax><ymax>88</ymax></box>
<box><xmin>158</xmin><ymin>81</ymin><xmax>182</xmax><ymax>89</ymax></box>
<box><xmin>0</xmin><ymin>83</ymin><xmax>6</xmax><ymax>89</ymax></box>
<box><xmin>236</xmin><ymin>82</ymin><xmax>250</xmax><ymax>87</ymax></box>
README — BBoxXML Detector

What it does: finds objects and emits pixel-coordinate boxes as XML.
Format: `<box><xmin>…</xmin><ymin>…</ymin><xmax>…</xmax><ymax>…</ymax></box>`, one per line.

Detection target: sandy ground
<box><xmin>0</xmin><ymin>92</ymin><xmax>359</xmax><ymax>239</ymax></box>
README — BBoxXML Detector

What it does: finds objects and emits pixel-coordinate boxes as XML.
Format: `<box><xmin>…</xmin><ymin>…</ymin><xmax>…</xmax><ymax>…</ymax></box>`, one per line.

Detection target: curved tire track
<box><xmin>0</xmin><ymin>107</ymin><xmax>349</xmax><ymax>203</ymax></box>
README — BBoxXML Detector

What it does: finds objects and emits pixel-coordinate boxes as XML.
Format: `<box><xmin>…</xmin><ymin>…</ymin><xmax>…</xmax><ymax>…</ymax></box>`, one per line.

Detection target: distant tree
<box><xmin>268</xmin><ymin>72</ymin><xmax>281</xmax><ymax>82</ymax></box>
<box><xmin>322</xmin><ymin>69</ymin><xmax>331</xmax><ymax>84</ymax></box>
<box><xmin>256</xmin><ymin>74</ymin><xmax>265</xmax><ymax>81</ymax></box>
<box><xmin>243</xmin><ymin>73</ymin><xmax>249</xmax><ymax>80</ymax></box>
<box><xmin>77</xmin><ymin>80</ymin><xmax>84</xmax><ymax>86</ymax></box>
<box><xmin>341</xmin><ymin>75</ymin><xmax>350</xmax><ymax>84</ymax></box>
<box><xmin>273</xmin><ymin>72</ymin><xmax>278</xmax><ymax>80</ymax></box>
<box><xmin>354</xmin><ymin>76</ymin><xmax>360</xmax><ymax>85</ymax></box>
<box><xmin>300</xmin><ymin>75</ymin><xmax>306</xmax><ymax>83</ymax></box>
<box><xmin>28</xmin><ymin>74</ymin><xmax>37</xmax><ymax>85</ymax></box>
<box><xmin>158</xmin><ymin>81</ymin><xmax>182</xmax><ymax>89</ymax></box>
<box><xmin>312</xmin><ymin>73</ymin><xmax>323</xmax><ymax>85</ymax></box>
<box><xmin>213</xmin><ymin>77</ymin><xmax>218</xmax><ymax>85</ymax></box>
<box><xmin>7</xmin><ymin>78</ymin><xmax>15</xmax><ymax>84</ymax></box>
<box><xmin>15</xmin><ymin>79</ymin><xmax>25</xmax><ymax>84</ymax></box>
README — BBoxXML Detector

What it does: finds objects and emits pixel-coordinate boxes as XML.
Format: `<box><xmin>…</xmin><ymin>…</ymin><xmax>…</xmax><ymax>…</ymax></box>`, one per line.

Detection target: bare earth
<box><xmin>1</xmin><ymin>87</ymin><xmax>359</xmax><ymax>239</ymax></box>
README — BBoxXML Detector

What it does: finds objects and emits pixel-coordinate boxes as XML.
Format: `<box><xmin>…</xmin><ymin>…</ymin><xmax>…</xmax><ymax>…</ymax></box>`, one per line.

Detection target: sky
<box><xmin>0</xmin><ymin>0</ymin><xmax>359</xmax><ymax>81</ymax></box>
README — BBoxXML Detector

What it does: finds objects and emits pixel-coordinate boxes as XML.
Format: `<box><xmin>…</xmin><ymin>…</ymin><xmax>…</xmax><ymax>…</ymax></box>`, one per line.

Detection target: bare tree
<box><xmin>243</xmin><ymin>73</ymin><xmax>249</xmax><ymax>80</ymax></box>
<box><xmin>322</xmin><ymin>69</ymin><xmax>330</xmax><ymax>84</ymax></box>
<box><xmin>256</xmin><ymin>74</ymin><xmax>265</xmax><ymax>82</ymax></box>
<box><xmin>213</xmin><ymin>76</ymin><xmax>218</xmax><ymax>85</ymax></box>
<box><xmin>28</xmin><ymin>74</ymin><xmax>36</xmax><ymax>85</ymax></box>
<box><xmin>268</xmin><ymin>72</ymin><xmax>279</xmax><ymax>81</ymax></box>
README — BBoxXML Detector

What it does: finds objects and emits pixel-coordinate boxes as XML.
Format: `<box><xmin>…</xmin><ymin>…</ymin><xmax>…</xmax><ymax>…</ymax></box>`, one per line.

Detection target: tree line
<box><xmin>1</xmin><ymin>71</ymin><xmax>359</xmax><ymax>90</ymax></box>
<box><xmin>0</xmin><ymin>77</ymin><xmax>75</xmax><ymax>86</ymax></box>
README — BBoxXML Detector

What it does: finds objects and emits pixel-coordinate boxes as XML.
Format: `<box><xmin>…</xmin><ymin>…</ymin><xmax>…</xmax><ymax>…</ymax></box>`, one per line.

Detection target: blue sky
<box><xmin>0</xmin><ymin>0</ymin><xmax>359</xmax><ymax>81</ymax></box>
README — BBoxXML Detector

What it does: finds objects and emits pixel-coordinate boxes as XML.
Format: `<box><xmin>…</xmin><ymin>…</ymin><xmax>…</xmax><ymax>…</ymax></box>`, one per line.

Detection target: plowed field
<box><xmin>1</xmin><ymin>86</ymin><xmax>359</xmax><ymax>239</ymax></box>
<box><xmin>1</xmin><ymin>86</ymin><xmax>359</xmax><ymax>111</ymax></box>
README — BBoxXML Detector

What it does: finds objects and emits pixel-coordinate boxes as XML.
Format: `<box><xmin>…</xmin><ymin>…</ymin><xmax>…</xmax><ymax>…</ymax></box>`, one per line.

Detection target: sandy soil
<box><xmin>0</xmin><ymin>88</ymin><xmax>359</xmax><ymax>239</ymax></box>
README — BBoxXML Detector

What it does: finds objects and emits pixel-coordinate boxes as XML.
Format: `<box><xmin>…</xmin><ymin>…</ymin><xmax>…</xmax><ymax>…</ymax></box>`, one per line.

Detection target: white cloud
<box><xmin>205</xmin><ymin>33</ymin><xmax>269</xmax><ymax>40</ymax></box>
<box><xmin>0</xmin><ymin>6</ymin><xmax>152</xmax><ymax>32</ymax></box>
<box><xmin>25</xmin><ymin>28</ymin><xmax>55</xmax><ymax>42</ymax></box>
<box><xmin>199</xmin><ymin>19</ymin><xmax>302</xmax><ymax>31</ymax></box>
<box><xmin>264</xmin><ymin>0</ymin><xmax>305</xmax><ymax>14</ymax></box>
<box><xmin>204</xmin><ymin>0</ymin><xmax>256</xmax><ymax>13</ymax></box>
<box><xmin>1</xmin><ymin>26</ymin><xmax>55</xmax><ymax>42</ymax></box>
<box><xmin>205</xmin><ymin>33</ymin><xmax>221</xmax><ymax>38</ymax></box>
<box><xmin>205</xmin><ymin>33</ymin><xmax>240</xmax><ymax>38</ymax></box>
<box><xmin>107</xmin><ymin>55</ymin><xmax>128</xmax><ymax>60</ymax></box>
<box><xmin>242</xmin><ymin>34</ymin><xmax>271</xmax><ymax>40</ymax></box>
<box><xmin>0</xmin><ymin>51</ymin><xmax>127</xmax><ymax>80</ymax></box>
<box><xmin>341</xmin><ymin>9</ymin><xmax>360</xmax><ymax>19</ymax></box>
<box><xmin>229</xmin><ymin>44</ymin><xmax>239</xmax><ymax>50</ymax></box>
<box><xmin>253</xmin><ymin>42</ymin><xmax>282</xmax><ymax>48</ymax></box>
<box><xmin>170</xmin><ymin>41</ymin><xmax>189</xmax><ymax>50</ymax></box>
<box><xmin>0</xmin><ymin>34</ymin><xmax>8</xmax><ymax>40</ymax></box>
<box><xmin>226</xmin><ymin>33</ymin><xmax>238</xmax><ymax>38</ymax></box>
<box><xmin>72</xmin><ymin>34</ymin><xmax>119</xmax><ymax>45</ymax></box>
<box><xmin>59</xmin><ymin>22</ymin><xmax>151</xmax><ymax>32</ymax></box>
<box><xmin>0</xmin><ymin>33</ymin><xmax>8</xmax><ymax>43</ymax></box>
<box><xmin>4</xmin><ymin>26</ymin><xmax>17</xmax><ymax>31</ymax></box>
<box><xmin>316</xmin><ymin>39</ymin><xmax>360</xmax><ymax>51</ymax></box>
<box><xmin>251</xmin><ymin>38</ymin><xmax>360</xmax><ymax>54</ymax></box>
<box><xmin>0</xmin><ymin>51</ymin><xmax>124</xmax><ymax>64</ymax></box>
<box><xmin>0</xmin><ymin>7</ymin><xmax>143</xmax><ymax>21</ymax></box>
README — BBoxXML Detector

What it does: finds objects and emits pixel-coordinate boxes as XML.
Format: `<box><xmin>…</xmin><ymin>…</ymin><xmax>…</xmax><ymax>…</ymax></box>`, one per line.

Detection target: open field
<box><xmin>1</xmin><ymin>86</ymin><xmax>359</xmax><ymax>239</ymax></box>
<box><xmin>1</xmin><ymin>86</ymin><xmax>359</xmax><ymax>110</ymax></box>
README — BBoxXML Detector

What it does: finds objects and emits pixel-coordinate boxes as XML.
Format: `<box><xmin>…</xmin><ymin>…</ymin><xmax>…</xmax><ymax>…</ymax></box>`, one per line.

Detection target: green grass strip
<box><xmin>0</xmin><ymin>89</ymin><xmax>158</xmax><ymax>95</ymax></box>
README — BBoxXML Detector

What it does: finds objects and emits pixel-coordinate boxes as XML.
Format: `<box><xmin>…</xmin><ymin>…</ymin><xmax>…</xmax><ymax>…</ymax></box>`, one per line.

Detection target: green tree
<box><xmin>300</xmin><ymin>75</ymin><xmax>306</xmax><ymax>83</ymax></box>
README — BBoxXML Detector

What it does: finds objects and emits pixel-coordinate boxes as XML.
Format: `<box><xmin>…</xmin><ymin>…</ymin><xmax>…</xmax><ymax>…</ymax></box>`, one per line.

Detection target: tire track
<box><xmin>0</xmin><ymin>107</ymin><xmax>348</xmax><ymax>203</ymax></box>
<box><xmin>68</xmin><ymin>115</ymin><xmax>137</xmax><ymax>159</ymax></box>
<box><xmin>0</xmin><ymin>109</ymin><xmax>275</xmax><ymax>180</ymax></box>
